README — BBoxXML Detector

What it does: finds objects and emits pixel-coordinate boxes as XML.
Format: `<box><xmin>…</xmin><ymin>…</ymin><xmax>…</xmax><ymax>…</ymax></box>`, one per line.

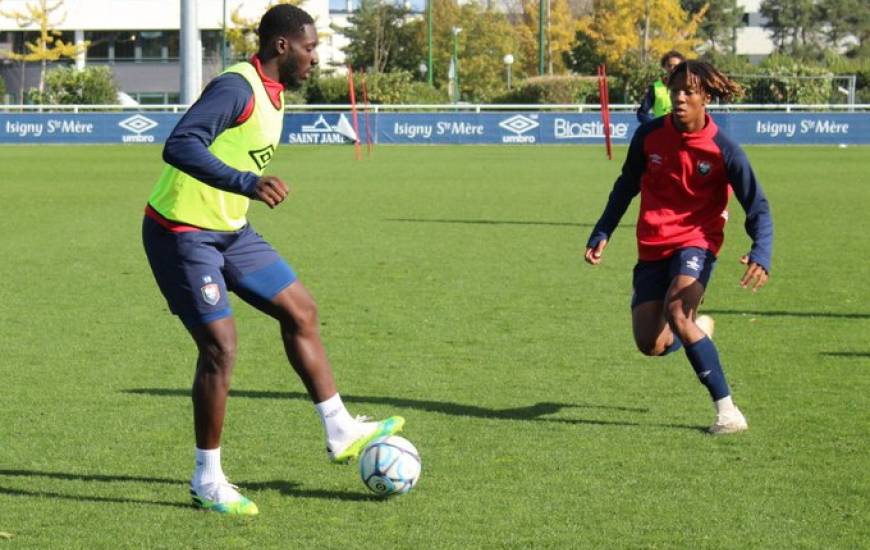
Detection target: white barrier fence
<box><xmin>1</xmin><ymin>103</ymin><xmax>869</xmax><ymax>114</ymax></box>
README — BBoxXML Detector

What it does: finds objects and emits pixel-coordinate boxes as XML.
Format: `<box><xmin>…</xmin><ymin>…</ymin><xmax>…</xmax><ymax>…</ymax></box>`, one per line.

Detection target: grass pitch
<box><xmin>0</xmin><ymin>144</ymin><xmax>868</xmax><ymax>548</ymax></box>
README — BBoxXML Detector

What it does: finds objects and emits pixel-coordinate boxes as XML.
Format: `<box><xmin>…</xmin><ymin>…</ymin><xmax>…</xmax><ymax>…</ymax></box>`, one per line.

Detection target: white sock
<box><xmin>315</xmin><ymin>393</ymin><xmax>361</xmax><ymax>445</ymax></box>
<box><xmin>714</xmin><ymin>395</ymin><xmax>737</xmax><ymax>415</ymax></box>
<box><xmin>192</xmin><ymin>447</ymin><xmax>225</xmax><ymax>488</ymax></box>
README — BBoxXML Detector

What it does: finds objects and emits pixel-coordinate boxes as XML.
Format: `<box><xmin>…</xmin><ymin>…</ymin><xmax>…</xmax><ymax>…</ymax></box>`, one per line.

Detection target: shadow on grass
<box><xmin>0</xmin><ymin>469</ymin><xmax>181</xmax><ymax>485</ymax></box>
<box><xmin>384</xmin><ymin>218</ymin><xmax>601</xmax><ymax>228</ymax></box>
<box><xmin>704</xmin><ymin>308</ymin><xmax>870</xmax><ymax>320</ymax></box>
<box><xmin>0</xmin><ymin>486</ymin><xmax>193</xmax><ymax>509</ymax></box>
<box><xmin>242</xmin><ymin>480</ymin><xmax>381</xmax><ymax>502</ymax></box>
<box><xmin>820</xmin><ymin>352</ymin><xmax>870</xmax><ymax>358</ymax></box>
<box><xmin>0</xmin><ymin>469</ymin><xmax>192</xmax><ymax>509</ymax></box>
<box><xmin>0</xmin><ymin>470</ymin><xmax>372</xmax><ymax>506</ymax></box>
<box><xmin>124</xmin><ymin>389</ymin><xmax>705</xmax><ymax>432</ymax></box>
<box><xmin>125</xmin><ymin>388</ymin><xmax>646</xmax><ymax>419</ymax></box>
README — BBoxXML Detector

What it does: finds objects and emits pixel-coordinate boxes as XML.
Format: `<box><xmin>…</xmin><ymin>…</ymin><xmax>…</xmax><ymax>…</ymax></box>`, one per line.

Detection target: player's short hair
<box><xmin>258</xmin><ymin>4</ymin><xmax>315</xmax><ymax>46</ymax></box>
<box><xmin>660</xmin><ymin>50</ymin><xmax>685</xmax><ymax>68</ymax></box>
<box><xmin>669</xmin><ymin>60</ymin><xmax>743</xmax><ymax>102</ymax></box>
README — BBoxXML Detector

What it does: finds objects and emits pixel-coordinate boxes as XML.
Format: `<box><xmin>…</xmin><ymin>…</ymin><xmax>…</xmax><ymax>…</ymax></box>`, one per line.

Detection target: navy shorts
<box><xmin>631</xmin><ymin>247</ymin><xmax>716</xmax><ymax>309</ymax></box>
<box><xmin>142</xmin><ymin>216</ymin><xmax>297</xmax><ymax>329</ymax></box>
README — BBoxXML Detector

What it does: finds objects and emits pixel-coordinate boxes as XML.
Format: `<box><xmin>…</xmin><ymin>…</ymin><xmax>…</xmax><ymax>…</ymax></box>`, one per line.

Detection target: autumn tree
<box><xmin>760</xmin><ymin>0</ymin><xmax>823</xmax><ymax>53</ymax></box>
<box><xmin>340</xmin><ymin>0</ymin><xmax>423</xmax><ymax>73</ymax></box>
<box><xmin>577</xmin><ymin>0</ymin><xmax>707</xmax><ymax>70</ymax></box>
<box><xmin>682</xmin><ymin>0</ymin><xmax>742</xmax><ymax>53</ymax></box>
<box><xmin>0</xmin><ymin>0</ymin><xmax>88</xmax><ymax>96</ymax></box>
<box><xmin>416</xmin><ymin>0</ymin><xmax>527</xmax><ymax>101</ymax></box>
<box><xmin>514</xmin><ymin>0</ymin><xmax>577</xmax><ymax>75</ymax></box>
<box><xmin>456</xmin><ymin>5</ymin><xmax>526</xmax><ymax>100</ymax></box>
<box><xmin>817</xmin><ymin>0</ymin><xmax>868</xmax><ymax>53</ymax></box>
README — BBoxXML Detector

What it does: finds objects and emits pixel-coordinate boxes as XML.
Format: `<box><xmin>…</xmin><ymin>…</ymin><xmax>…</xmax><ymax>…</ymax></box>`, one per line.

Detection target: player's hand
<box><xmin>254</xmin><ymin>175</ymin><xmax>288</xmax><ymax>208</ymax></box>
<box><xmin>585</xmin><ymin>239</ymin><xmax>608</xmax><ymax>265</ymax></box>
<box><xmin>739</xmin><ymin>255</ymin><xmax>768</xmax><ymax>292</ymax></box>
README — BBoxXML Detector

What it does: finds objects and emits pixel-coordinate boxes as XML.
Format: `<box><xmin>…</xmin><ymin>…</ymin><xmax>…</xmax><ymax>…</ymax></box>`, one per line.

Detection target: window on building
<box><xmin>134</xmin><ymin>92</ymin><xmax>180</xmax><ymax>104</ymax></box>
<box><xmin>166</xmin><ymin>32</ymin><xmax>179</xmax><ymax>59</ymax></box>
<box><xmin>201</xmin><ymin>30</ymin><xmax>223</xmax><ymax>62</ymax></box>
<box><xmin>114</xmin><ymin>31</ymin><xmax>136</xmax><ymax>60</ymax></box>
<box><xmin>56</xmin><ymin>30</ymin><xmax>75</xmax><ymax>46</ymax></box>
<box><xmin>14</xmin><ymin>31</ymin><xmax>39</xmax><ymax>54</ymax></box>
<box><xmin>86</xmin><ymin>32</ymin><xmax>108</xmax><ymax>59</ymax></box>
<box><xmin>139</xmin><ymin>31</ymin><xmax>165</xmax><ymax>60</ymax></box>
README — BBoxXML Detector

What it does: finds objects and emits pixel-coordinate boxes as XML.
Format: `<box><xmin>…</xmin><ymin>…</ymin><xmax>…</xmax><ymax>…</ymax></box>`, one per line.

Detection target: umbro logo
<box><xmin>119</xmin><ymin>114</ymin><xmax>158</xmax><ymax>142</ymax></box>
<box><xmin>499</xmin><ymin>114</ymin><xmax>539</xmax><ymax>135</ymax></box>
<box><xmin>499</xmin><ymin>114</ymin><xmax>538</xmax><ymax>143</ymax></box>
<box><xmin>118</xmin><ymin>114</ymin><xmax>158</xmax><ymax>134</ymax></box>
<box><xmin>249</xmin><ymin>145</ymin><xmax>275</xmax><ymax>170</ymax></box>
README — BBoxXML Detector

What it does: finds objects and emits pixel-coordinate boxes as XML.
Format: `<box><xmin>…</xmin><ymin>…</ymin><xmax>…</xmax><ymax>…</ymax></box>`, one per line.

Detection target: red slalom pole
<box><xmin>347</xmin><ymin>65</ymin><xmax>362</xmax><ymax>160</ymax></box>
<box><xmin>598</xmin><ymin>64</ymin><xmax>612</xmax><ymax>160</ymax></box>
<box><xmin>360</xmin><ymin>69</ymin><xmax>373</xmax><ymax>156</ymax></box>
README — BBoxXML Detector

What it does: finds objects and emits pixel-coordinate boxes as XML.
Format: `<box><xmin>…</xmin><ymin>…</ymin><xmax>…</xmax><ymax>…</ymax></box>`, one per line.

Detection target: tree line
<box><xmin>1</xmin><ymin>0</ymin><xmax>867</xmax><ymax>105</ymax></box>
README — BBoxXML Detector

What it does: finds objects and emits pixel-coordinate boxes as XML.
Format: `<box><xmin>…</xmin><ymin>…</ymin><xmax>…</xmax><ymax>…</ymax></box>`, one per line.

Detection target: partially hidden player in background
<box><xmin>142</xmin><ymin>4</ymin><xmax>403</xmax><ymax>516</ymax></box>
<box><xmin>585</xmin><ymin>60</ymin><xmax>773</xmax><ymax>434</ymax></box>
<box><xmin>636</xmin><ymin>50</ymin><xmax>685</xmax><ymax>124</ymax></box>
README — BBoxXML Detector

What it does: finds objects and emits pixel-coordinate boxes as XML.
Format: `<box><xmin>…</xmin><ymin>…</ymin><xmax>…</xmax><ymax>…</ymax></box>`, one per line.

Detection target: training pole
<box><xmin>347</xmin><ymin>65</ymin><xmax>362</xmax><ymax>160</ymax></box>
<box><xmin>598</xmin><ymin>64</ymin><xmax>612</xmax><ymax>160</ymax></box>
<box><xmin>361</xmin><ymin>69</ymin><xmax>373</xmax><ymax>156</ymax></box>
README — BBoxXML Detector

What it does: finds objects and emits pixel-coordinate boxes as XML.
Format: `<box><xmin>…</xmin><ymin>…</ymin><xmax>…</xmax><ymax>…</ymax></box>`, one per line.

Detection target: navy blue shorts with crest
<box><xmin>631</xmin><ymin>247</ymin><xmax>716</xmax><ymax>309</ymax></box>
<box><xmin>142</xmin><ymin>216</ymin><xmax>297</xmax><ymax>329</ymax></box>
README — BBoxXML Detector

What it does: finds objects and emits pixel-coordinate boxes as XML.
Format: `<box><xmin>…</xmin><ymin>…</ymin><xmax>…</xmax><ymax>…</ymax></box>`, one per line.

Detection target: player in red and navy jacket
<box><xmin>585</xmin><ymin>60</ymin><xmax>773</xmax><ymax>434</ymax></box>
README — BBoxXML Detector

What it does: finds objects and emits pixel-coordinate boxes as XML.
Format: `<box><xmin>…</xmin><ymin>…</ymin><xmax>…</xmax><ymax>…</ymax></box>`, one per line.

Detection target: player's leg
<box><xmin>264</xmin><ymin>281</ymin><xmax>336</xmax><ymax>402</ymax></box>
<box><xmin>631</xmin><ymin>259</ymin><xmax>682</xmax><ymax>357</ymax></box>
<box><xmin>632</xmin><ymin>301</ymin><xmax>678</xmax><ymax>356</ymax></box>
<box><xmin>268</xmin><ymin>282</ymin><xmax>404</xmax><ymax>461</ymax></box>
<box><xmin>224</xmin><ymin>225</ymin><xmax>404</xmax><ymax>462</ymax></box>
<box><xmin>664</xmin><ymin>248</ymin><xmax>746</xmax><ymax>434</ymax></box>
<box><xmin>185</xmin><ymin>316</ymin><xmax>258</xmax><ymax>514</ymax></box>
<box><xmin>142</xmin><ymin>217</ymin><xmax>258</xmax><ymax>514</ymax></box>
<box><xmin>190</xmin><ymin>317</ymin><xmax>237</xmax><ymax>451</ymax></box>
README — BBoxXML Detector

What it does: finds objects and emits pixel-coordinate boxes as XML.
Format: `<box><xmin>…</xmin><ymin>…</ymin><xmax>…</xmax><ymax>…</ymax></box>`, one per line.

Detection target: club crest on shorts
<box><xmin>201</xmin><ymin>283</ymin><xmax>221</xmax><ymax>306</ymax></box>
<box><xmin>697</xmin><ymin>160</ymin><xmax>712</xmax><ymax>175</ymax></box>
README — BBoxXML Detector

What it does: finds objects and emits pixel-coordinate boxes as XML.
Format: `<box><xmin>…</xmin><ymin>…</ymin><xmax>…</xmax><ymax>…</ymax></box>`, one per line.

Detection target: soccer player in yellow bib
<box><xmin>142</xmin><ymin>4</ymin><xmax>404</xmax><ymax>516</ymax></box>
<box><xmin>636</xmin><ymin>50</ymin><xmax>685</xmax><ymax>124</ymax></box>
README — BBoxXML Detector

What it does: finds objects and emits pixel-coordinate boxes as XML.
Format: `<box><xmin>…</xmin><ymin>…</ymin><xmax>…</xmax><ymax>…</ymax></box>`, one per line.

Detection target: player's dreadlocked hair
<box><xmin>258</xmin><ymin>3</ymin><xmax>315</xmax><ymax>47</ymax></box>
<box><xmin>670</xmin><ymin>60</ymin><xmax>744</xmax><ymax>102</ymax></box>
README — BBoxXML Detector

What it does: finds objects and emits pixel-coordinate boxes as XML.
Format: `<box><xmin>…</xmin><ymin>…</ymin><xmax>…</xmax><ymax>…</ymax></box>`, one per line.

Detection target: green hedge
<box><xmin>27</xmin><ymin>66</ymin><xmax>118</xmax><ymax>105</ymax></box>
<box><xmin>494</xmin><ymin>75</ymin><xmax>599</xmax><ymax>104</ymax></box>
<box><xmin>304</xmin><ymin>71</ymin><xmax>448</xmax><ymax>104</ymax></box>
<box><xmin>702</xmin><ymin>51</ymin><xmax>865</xmax><ymax>105</ymax></box>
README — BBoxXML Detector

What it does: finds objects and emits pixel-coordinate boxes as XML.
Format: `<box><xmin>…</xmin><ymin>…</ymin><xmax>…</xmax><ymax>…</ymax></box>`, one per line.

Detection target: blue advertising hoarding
<box><xmin>0</xmin><ymin>113</ymin><xmax>179</xmax><ymax>143</ymax></box>
<box><xmin>0</xmin><ymin>110</ymin><xmax>867</xmax><ymax>145</ymax></box>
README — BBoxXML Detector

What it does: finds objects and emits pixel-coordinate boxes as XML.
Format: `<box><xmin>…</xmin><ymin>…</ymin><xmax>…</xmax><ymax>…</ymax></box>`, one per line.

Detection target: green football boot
<box><xmin>328</xmin><ymin>416</ymin><xmax>405</xmax><ymax>463</ymax></box>
<box><xmin>190</xmin><ymin>481</ymin><xmax>259</xmax><ymax>516</ymax></box>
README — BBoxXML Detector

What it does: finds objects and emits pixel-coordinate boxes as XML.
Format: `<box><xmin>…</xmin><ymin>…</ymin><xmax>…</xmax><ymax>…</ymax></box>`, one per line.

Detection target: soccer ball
<box><xmin>359</xmin><ymin>436</ymin><xmax>421</xmax><ymax>497</ymax></box>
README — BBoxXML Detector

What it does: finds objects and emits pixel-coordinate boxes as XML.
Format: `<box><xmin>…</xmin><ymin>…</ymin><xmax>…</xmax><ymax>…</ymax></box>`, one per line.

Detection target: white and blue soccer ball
<box><xmin>359</xmin><ymin>436</ymin><xmax>421</xmax><ymax>497</ymax></box>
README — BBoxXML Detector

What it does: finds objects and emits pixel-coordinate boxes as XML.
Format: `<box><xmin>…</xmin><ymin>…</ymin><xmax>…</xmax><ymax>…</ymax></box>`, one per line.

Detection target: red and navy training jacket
<box><xmin>586</xmin><ymin>114</ymin><xmax>774</xmax><ymax>272</ymax></box>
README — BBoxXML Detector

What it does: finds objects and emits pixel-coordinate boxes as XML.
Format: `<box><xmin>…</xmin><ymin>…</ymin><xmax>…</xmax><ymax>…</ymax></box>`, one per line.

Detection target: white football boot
<box><xmin>709</xmin><ymin>407</ymin><xmax>748</xmax><ymax>435</ymax></box>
